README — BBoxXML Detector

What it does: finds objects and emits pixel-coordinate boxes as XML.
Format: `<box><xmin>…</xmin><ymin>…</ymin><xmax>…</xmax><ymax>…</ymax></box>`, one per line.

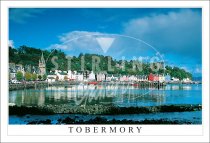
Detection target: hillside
<box><xmin>9</xmin><ymin>45</ymin><xmax>192</xmax><ymax>79</ymax></box>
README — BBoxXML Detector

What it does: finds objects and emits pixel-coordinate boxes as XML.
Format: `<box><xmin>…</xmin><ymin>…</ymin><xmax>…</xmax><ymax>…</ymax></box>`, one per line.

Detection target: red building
<box><xmin>148</xmin><ymin>73</ymin><xmax>159</xmax><ymax>81</ymax></box>
<box><xmin>154</xmin><ymin>75</ymin><xmax>159</xmax><ymax>81</ymax></box>
<box><xmin>148</xmin><ymin>73</ymin><xmax>154</xmax><ymax>81</ymax></box>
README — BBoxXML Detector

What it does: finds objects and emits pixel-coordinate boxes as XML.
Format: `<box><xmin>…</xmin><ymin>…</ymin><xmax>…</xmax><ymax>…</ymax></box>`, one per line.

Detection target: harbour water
<box><xmin>9</xmin><ymin>84</ymin><xmax>202</xmax><ymax>124</ymax></box>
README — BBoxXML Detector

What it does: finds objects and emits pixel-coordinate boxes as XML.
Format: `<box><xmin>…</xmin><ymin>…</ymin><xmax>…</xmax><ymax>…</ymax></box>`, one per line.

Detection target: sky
<box><xmin>9</xmin><ymin>8</ymin><xmax>202</xmax><ymax>77</ymax></box>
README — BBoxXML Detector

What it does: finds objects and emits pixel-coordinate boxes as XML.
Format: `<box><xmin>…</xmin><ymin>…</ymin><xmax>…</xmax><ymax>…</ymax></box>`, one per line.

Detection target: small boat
<box><xmin>9</xmin><ymin>103</ymin><xmax>16</xmax><ymax>106</ymax></box>
<box><xmin>88</xmin><ymin>81</ymin><xmax>98</xmax><ymax>85</ymax></box>
<box><xmin>132</xmin><ymin>83</ymin><xmax>139</xmax><ymax>87</ymax></box>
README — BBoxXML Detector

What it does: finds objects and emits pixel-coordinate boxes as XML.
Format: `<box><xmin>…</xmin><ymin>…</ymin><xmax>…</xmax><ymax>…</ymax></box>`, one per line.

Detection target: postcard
<box><xmin>0</xmin><ymin>0</ymin><xmax>209</xmax><ymax>142</ymax></box>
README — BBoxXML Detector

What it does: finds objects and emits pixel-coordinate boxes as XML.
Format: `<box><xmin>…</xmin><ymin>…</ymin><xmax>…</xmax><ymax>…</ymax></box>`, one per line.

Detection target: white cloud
<box><xmin>49</xmin><ymin>30</ymin><xmax>164</xmax><ymax>60</ymax></box>
<box><xmin>46</xmin><ymin>31</ymin><xmax>162</xmax><ymax>74</ymax></box>
<box><xmin>49</xmin><ymin>31</ymin><xmax>109</xmax><ymax>55</ymax></box>
<box><xmin>47</xmin><ymin>10</ymin><xmax>201</xmax><ymax>68</ymax></box>
<box><xmin>9</xmin><ymin>40</ymin><xmax>14</xmax><ymax>48</ymax></box>
<box><xmin>123</xmin><ymin>9</ymin><xmax>201</xmax><ymax>61</ymax></box>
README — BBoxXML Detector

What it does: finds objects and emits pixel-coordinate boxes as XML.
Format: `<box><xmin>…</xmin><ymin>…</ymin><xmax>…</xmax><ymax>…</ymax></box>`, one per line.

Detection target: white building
<box><xmin>96</xmin><ymin>73</ymin><xmax>106</xmax><ymax>81</ymax></box>
<box><xmin>182</xmin><ymin>78</ymin><xmax>192</xmax><ymax>83</ymax></box>
<box><xmin>75</xmin><ymin>73</ymin><xmax>84</xmax><ymax>81</ymax></box>
<box><xmin>54</xmin><ymin>70</ymin><xmax>68</xmax><ymax>81</ymax></box>
<box><xmin>127</xmin><ymin>75</ymin><xmax>137</xmax><ymax>81</ymax></box>
<box><xmin>171</xmin><ymin>77</ymin><xmax>179</xmax><ymax>82</ymax></box>
<box><xmin>88</xmin><ymin>71</ymin><xmax>95</xmax><ymax>81</ymax></box>
<box><xmin>67</xmin><ymin>70</ymin><xmax>76</xmax><ymax>80</ymax></box>
<box><xmin>120</xmin><ymin>75</ymin><xmax>128</xmax><ymax>82</ymax></box>
<box><xmin>158</xmin><ymin>75</ymin><xmax>165</xmax><ymax>83</ymax></box>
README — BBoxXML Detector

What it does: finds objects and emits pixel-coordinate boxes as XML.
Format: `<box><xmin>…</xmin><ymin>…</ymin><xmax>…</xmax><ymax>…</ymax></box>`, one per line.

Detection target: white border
<box><xmin>1</xmin><ymin>1</ymin><xmax>209</xmax><ymax>142</ymax></box>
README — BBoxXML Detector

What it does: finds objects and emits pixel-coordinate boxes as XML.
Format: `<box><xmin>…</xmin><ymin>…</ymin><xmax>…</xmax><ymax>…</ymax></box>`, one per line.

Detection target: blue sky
<box><xmin>9</xmin><ymin>8</ymin><xmax>202</xmax><ymax>76</ymax></box>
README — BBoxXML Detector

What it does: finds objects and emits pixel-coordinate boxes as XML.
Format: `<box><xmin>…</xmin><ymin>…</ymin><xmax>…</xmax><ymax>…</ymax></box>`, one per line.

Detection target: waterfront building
<box><xmin>139</xmin><ymin>75</ymin><xmax>148</xmax><ymax>81</ymax></box>
<box><xmin>171</xmin><ymin>77</ymin><xmax>179</xmax><ymax>82</ymax></box>
<box><xmin>96</xmin><ymin>73</ymin><xmax>106</xmax><ymax>81</ymax></box>
<box><xmin>120</xmin><ymin>75</ymin><xmax>128</xmax><ymax>82</ymax></box>
<box><xmin>15</xmin><ymin>64</ymin><xmax>23</xmax><ymax>72</ymax></box>
<box><xmin>83</xmin><ymin>70</ymin><xmax>90</xmax><ymax>80</ymax></box>
<box><xmin>75</xmin><ymin>71</ymin><xmax>84</xmax><ymax>81</ymax></box>
<box><xmin>9</xmin><ymin>63</ymin><xmax>16</xmax><ymax>80</ymax></box>
<box><xmin>158</xmin><ymin>75</ymin><xmax>165</xmax><ymax>83</ymax></box>
<box><xmin>106</xmin><ymin>74</ymin><xmax>112</xmax><ymax>81</ymax></box>
<box><xmin>47</xmin><ymin>72</ymin><xmax>57</xmax><ymax>82</ymax></box>
<box><xmin>148</xmin><ymin>73</ymin><xmax>154</xmax><ymax>81</ymax></box>
<box><xmin>106</xmin><ymin>74</ymin><xmax>115</xmax><ymax>81</ymax></box>
<box><xmin>165</xmin><ymin>74</ymin><xmax>171</xmax><ymax>82</ymax></box>
<box><xmin>88</xmin><ymin>71</ymin><xmax>95</xmax><ymax>81</ymax></box>
<box><xmin>106</xmin><ymin>74</ymin><xmax>119</xmax><ymax>81</ymax></box>
<box><xmin>148</xmin><ymin>73</ymin><xmax>165</xmax><ymax>82</ymax></box>
<box><xmin>153</xmin><ymin>74</ymin><xmax>159</xmax><ymax>81</ymax></box>
<box><xmin>9</xmin><ymin>71</ymin><xmax>16</xmax><ymax>80</ymax></box>
<box><xmin>54</xmin><ymin>70</ymin><xmax>67</xmax><ymax>81</ymax></box>
<box><xmin>9</xmin><ymin>63</ymin><xmax>25</xmax><ymax>80</ymax></box>
<box><xmin>128</xmin><ymin>75</ymin><xmax>138</xmax><ymax>81</ymax></box>
<box><xmin>67</xmin><ymin>70</ymin><xmax>76</xmax><ymax>80</ymax></box>
<box><xmin>182</xmin><ymin>78</ymin><xmax>192</xmax><ymax>83</ymax></box>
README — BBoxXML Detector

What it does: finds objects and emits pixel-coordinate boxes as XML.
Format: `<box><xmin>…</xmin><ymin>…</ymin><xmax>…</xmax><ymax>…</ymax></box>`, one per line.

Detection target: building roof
<box><xmin>48</xmin><ymin>77</ymin><xmax>55</xmax><ymax>79</ymax></box>
<box><xmin>59</xmin><ymin>72</ymin><xmax>67</xmax><ymax>75</ymax></box>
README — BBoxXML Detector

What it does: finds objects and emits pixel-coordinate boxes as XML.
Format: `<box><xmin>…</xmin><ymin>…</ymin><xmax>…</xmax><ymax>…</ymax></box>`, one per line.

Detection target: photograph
<box><xmin>1</xmin><ymin>0</ymin><xmax>209</xmax><ymax>142</ymax></box>
<box><xmin>8</xmin><ymin>8</ymin><xmax>202</xmax><ymax>125</ymax></box>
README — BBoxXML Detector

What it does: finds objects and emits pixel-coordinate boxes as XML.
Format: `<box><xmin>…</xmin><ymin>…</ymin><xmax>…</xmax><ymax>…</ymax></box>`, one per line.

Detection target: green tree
<box><xmin>31</xmin><ymin>73</ymin><xmax>37</xmax><ymax>81</ymax></box>
<box><xmin>9</xmin><ymin>46</ymin><xmax>193</xmax><ymax>79</ymax></box>
<box><xmin>25</xmin><ymin>72</ymin><xmax>32</xmax><ymax>81</ymax></box>
<box><xmin>16</xmin><ymin>71</ymin><xmax>23</xmax><ymax>81</ymax></box>
<box><xmin>38</xmin><ymin>75</ymin><xmax>42</xmax><ymax>80</ymax></box>
<box><xmin>43</xmin><ymin>74</ymin><xmax>47</xmax><ymax>80</ymax></box>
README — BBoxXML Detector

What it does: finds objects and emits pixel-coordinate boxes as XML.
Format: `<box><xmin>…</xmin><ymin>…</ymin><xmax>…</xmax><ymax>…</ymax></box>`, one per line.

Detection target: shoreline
<box><xmin>9</xmin><ymin>104</ymin><xmax>202</xmax><ymax>115</ymax></box>
<box><xmin>9</xmin><ymin>111</ymin><xmax>202</xmax><ymax>125</ymax></box>
<box><xmin>9</xmin><ymin>81</ymin><xmax>201</xmax><ymax>91</ymax></box>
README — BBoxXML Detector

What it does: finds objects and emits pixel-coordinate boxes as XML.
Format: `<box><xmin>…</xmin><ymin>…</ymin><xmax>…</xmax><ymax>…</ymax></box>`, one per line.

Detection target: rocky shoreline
<box><xmin>9</xmin><ymin>104</ymin><xmax>202</xmax><ymax>115</ymax></box>
<box><xmin>27</xmin><ymin>116</ymin><xmax>194</xmax><ymax>125</ymax></box>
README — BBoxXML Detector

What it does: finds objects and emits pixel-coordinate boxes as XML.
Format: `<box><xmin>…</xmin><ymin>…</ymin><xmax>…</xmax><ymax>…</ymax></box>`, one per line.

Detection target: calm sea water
<box><xmin>9</xmin><ymin>84</ymin><xmax>202</xmax><ymax>124</ymax></box>
<box><xmin>9</xmin><ymin>84</ymin><xmax>202</xmax><ymax>107</ymax></box>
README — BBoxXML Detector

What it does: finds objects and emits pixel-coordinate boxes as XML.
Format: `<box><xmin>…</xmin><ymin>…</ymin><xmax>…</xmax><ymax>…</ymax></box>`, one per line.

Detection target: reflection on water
<box><xmin>9</xmin><ymin>84</ymin><xmax>202</xmax><ymax>107</ymax></box>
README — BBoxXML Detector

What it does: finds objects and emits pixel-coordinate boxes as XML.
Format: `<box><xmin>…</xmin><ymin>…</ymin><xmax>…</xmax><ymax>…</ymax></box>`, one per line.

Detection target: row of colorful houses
<box><xmin>9</xmin><ymin>63</ymin><xmax>191</xmax><ymax>83</ymax></box>
<box><xmin>148</xmin><ymin>73</ymin><xmax>171</xmax><ymax>82</ymax></box>
<box><xmin>46</xmin><ymin>70</ymin><xmax>190</xmax><ymax>83</ymax></box>
<box><xmin>9</xmin><ymin>53</ymin><xmax>193</xmax><ymax>84</ymax></box>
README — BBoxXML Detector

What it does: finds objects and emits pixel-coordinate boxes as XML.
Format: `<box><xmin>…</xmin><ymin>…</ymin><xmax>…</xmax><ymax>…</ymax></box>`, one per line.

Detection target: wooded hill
<box><xmin>9</xmin><ymin>45</ymin><xmax>192</xmax><ymax>79</ymax></box>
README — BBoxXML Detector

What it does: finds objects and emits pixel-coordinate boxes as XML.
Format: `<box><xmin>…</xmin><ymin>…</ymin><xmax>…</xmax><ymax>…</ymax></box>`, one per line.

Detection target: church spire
<box><xmin>40</xmin><ymin>52</ymin><xmax>45</xmax><ymax>64</ymax></box>
<box><xmin>39</xmin><ymin>52</ymin><xmax>46</xmax><ymax>75</ymax></box>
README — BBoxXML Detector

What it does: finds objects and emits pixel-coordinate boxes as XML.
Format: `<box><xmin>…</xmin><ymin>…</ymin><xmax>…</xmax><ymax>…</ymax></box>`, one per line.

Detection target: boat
<box><xmin>87</xmin><ymin>81</ymin><xmax>98</xmax><ymax>85</ymax></box>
